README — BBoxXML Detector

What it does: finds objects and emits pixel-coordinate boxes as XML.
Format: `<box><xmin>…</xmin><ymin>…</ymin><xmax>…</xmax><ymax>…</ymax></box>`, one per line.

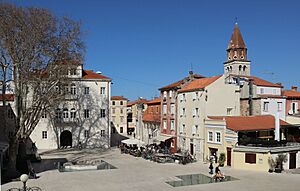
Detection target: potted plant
<box><xmin>218</xmin><ymin>153</ymin><xmax>226</xmax><ymax>167</ymax></box>
<box><xmin>275</xmin><ymin>154</ymin><xmax>287</xmax><ymax>173</ymax></box>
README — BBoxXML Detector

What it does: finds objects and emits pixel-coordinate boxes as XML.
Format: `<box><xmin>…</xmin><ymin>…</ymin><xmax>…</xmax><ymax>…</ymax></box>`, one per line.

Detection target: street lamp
<box><xmin>20</xmin><ymin>174</ymin><xmax>29</xmax><ymax>191</ymax></box>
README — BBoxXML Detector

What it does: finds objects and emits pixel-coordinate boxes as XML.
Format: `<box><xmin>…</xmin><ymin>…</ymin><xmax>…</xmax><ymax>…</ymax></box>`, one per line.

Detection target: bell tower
<box><xmin>224</xmin><ymin>22</ymin><xmax>251</xmax><ymax>76</ymax></box>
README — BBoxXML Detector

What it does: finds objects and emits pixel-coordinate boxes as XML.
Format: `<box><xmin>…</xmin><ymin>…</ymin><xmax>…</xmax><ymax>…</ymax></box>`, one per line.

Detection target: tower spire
<box><xmin>224</xmin><ymin>22</ymin><xmax>251</xmax><ymax>76</ymax></box>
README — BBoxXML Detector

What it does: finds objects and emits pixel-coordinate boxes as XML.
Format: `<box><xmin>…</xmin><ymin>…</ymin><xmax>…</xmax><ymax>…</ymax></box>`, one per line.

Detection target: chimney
<box><xmin>274</xmin><ymin>113</ymin><xmax>280</xmax><ymax>141</ymax></box>
<box><xmin>291</xmin><ymin>86</ymin><xmax>298</xmax><ymax>92</ymax></box>
<box><xmin>276</xmin><ymin>82</ymin><xmax>282</xmax><ymax>87</ymax></box>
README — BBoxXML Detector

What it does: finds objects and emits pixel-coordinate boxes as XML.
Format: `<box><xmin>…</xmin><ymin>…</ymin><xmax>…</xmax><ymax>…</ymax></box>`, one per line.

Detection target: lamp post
<box><xmin>20</xmin><ymin>174</ymin><xmax>29</xmax><ymax>191</ymax></box>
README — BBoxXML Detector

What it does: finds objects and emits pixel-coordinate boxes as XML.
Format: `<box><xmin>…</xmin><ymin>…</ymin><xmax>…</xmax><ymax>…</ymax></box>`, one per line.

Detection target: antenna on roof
<box><xmin>190</xmin><ymin>62</ymin><xmax>193</xmax><ymax>72</ymax></box>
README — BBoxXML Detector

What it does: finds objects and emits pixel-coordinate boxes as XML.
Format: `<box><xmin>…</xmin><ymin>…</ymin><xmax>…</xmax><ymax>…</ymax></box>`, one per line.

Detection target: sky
<box><xmin>10</xmin><ymin>0</ymin><xmax>300</xmax><ymax>101</ymax></box>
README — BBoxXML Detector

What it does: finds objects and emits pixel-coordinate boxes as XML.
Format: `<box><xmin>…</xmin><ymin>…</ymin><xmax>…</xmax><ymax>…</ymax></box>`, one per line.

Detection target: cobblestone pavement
<box><xmin>2</xmin><ymin>148</ymin><xmax>300</xmax><ymax>191</ymax></box>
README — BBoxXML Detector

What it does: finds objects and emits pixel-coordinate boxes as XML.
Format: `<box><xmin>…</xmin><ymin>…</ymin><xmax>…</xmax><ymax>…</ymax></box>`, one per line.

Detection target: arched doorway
<box><xmin>60</xmin><ymin>130</ymin><xmax>72</xmax><ymax>148</ymax></box>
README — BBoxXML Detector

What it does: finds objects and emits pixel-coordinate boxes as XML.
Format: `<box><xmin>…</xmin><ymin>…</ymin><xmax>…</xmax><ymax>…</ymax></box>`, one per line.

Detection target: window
<box><xmin>101</xmin><ymin>130</ymin><xmax>105</xmax><ymax>137</ymax></box>
<box><xmin>208</xmin><ymin>131</ymin><xmax>213</xmax><ymax>142</ymax></box>
<box><xmin>64</xmin><ymin>85</ymin><xmax>69</xmax><ymax>94</ymax></box>
<box><xmin>193</xmin><ymin>108</ymin><xmax>199</xmax><ymax>117</ymax></box>
<box><xmin>84</xmin><ymin>109</ymin><xmax>90</xmax><ymax>118</ymax></box>
<box><xmin>180</xmin><ymin>124</ymin><xmax>184</xmax><ymax>133</ymax></box>
<box><xmin>120</xmin><ymin>127</ymin><xmax>123</xmax><ymax>133</ymax></box>
<box><xmin>239</xmin><ymin>65</ymin><xmax>242</xmax><ymax>71</ymax></box>
<box><xmin>245</xmin><ymin>153</ymin><xmax>256</xmax><ymax>164</ymax></box>
<box><xmin>100</xmin><ymin>87</ymin><xmax>105</xmax><ymax>95</ymax></box>
<box><xmin>171</xmin><ymin>120</ymin><xmax>175</xmax><ymax>130</ymax></box>
<box><xmin>151</xmin><ymin>107</ymin><xmax>154</xmax><ymax>113</ymax></box>
<box><xmin>263</xmin><ymin>102</ymin><xmax>269</xmax><ymax>112</ymax></box>
<box><xmin>163</xmin><ymin>120</ymin><xmax>167</xmax><ymax>129</ymax></box>
<box><xmin>70</xmin><ymin>108</ymin><xmax>76</xmax><ymax>118</ymax></box>
<box><xmin>120</xmin><ymin>101</ymin><xmax>123</xmax><ymax>105</ymax></box>
<box><xmin>183</xmin><ymin>94</ymin><xmax>186</xmax><ymax>101</ymax></box>
<box><xmin>163</xmin><ymin>91</ymin><xmax>167</xmax><ymax>99</ymax></box>
<box><xmin>180</xmin><ymin>108</ymin><xmax>186</xmax><ymax>116</ymax></box>
<box><xmin>292</xmin><ymin>102</ymin><xmax>298</xmax><ymax>114</ymax></box>
<box><xmin>163</xmin><ymin>104</ymin><xmax>167</xmax><ymax>114</ymax></box>
<box><xmin>156</xmin><ymin>106</ymin><xmax>159</xmax><ymax>113</ymax></box>
<box><xmin>169</xmin><ymin>90</ymin><xmax>173</xmax><ymax>98</ymax></box>
<box><xmin>260</xmin><ymin>88</ymin><xmax>264</xmax><ymax>94</ymax></box>
<box><xmin>70</xmin><ymin>68</ymin><xmax>76</xmax><ymax>75</ymax></box>
<box><xmin>120</xmin><ymin>116</ymin><xmax>124</xmax><ymax>122</ymax></box>
<box><xmin>120</xmin><ymin>108</ymin><xmax>123</xmax><ymax>114</ymax></box>
<box><xmin>216</xmin><ymin>132</ymin><xmax>221</xmax><ymax>143</ymax></box>
<box><xmin>84</xmin><ymin>130</ymin><xmax>89</xmax><ymax>138</ymax></box>
<box><xmin>192</xmin><ymin>125</ymin><xmax>196</xmax><ymax>135</ymax></box>
<box><xmin>42</xmin><ymin>131</ymin><xmax>47</xmax><ymax>139</ymax></box>
<box><xmin>171</xmin><ymin>104</ymin><xmax>175</xmax><ymax>115</ymax></box>
<box><xmin>227</xmin><ymin>108</ymin><xmax>233</xmax><ymax>115</ymax></box>
<box><xmin>41</xmin><ymin>110</ymin><xmax>47</xmax><ymax>118</ymax></box>
<box><xmin>63</xmin><ymin>108</ymin><xmax>69</xmax><ymax>118</ymax></box>
<box><xmin>70</xmin><ymin>84</ymin><xmax>76</xmax><ymax>95</ymax></box>
<box><xmin>277</xmin><ymin>102</ymin><xmax>283</xmax><ymax>111</ymax></box>
<box><xmin>100</xmin><ymin>109</ymin><xmax>106</xmax><ymax>118</ymax></box>
<box><xmin>84</xmin><ymin>87</ymin><xmax>90</xmax><ymax>95</ymax></box>
<box><xmin>55</xmin><ymin>108</ymin><xmax>62</xmax><ymax>119</ymax></box>
<box><xmin>112</xmin><ymin>108</ymin><xmax>115</xmax><ymax>114</ymax></box>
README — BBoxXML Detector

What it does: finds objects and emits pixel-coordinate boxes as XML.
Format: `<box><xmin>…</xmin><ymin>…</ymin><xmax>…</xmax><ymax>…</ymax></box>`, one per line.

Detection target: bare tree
<box><xmin>0</xmin><ymin>3</ymin><xmax>84</xmax><ymax>174</ymax></box>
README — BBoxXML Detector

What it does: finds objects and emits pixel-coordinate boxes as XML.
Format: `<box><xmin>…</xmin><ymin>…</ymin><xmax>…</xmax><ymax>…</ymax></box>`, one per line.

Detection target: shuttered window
<box><xmin>245</xmin><ymin>153</ymin><xmax>256</xmax><ymax>164</ymax></box>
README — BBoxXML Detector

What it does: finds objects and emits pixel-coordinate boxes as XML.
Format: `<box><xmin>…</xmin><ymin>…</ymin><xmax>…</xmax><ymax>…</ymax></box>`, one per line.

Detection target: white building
<box><xmin>177</xmin><ymin>74</ymin><xmax>240</xmax><ymax>161</ymax></box>
<box><xmin>30</xmin><ymin>64</ymin><xmax>112</xmax><ymax>150</ymax></box>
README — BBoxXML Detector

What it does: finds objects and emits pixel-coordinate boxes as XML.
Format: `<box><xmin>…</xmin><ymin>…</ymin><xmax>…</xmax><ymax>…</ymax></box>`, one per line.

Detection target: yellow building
<box><xmin>205</xmin><ymin>115</ymin><xmax>300</xmax><ymax>171</ymax></box>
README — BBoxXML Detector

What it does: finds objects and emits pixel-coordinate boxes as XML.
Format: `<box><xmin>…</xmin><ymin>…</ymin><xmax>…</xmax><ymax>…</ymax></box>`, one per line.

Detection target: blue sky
<box><xmin>11</xmin><ymin>0</ymin><xmax>300</xmax><ymax>101</ymax></box>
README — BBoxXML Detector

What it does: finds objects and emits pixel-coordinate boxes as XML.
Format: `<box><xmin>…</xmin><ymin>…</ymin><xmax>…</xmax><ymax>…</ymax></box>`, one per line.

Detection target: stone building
<box><xmin>29</xmin><ymin>64</ymin><xmax>112</xmax><ymax>149</ymax></box>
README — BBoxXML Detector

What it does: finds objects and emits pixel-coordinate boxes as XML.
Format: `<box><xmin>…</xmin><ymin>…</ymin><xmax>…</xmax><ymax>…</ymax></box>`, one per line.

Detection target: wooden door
<box><xmin>227</xmin><ymin>147</ymin><xmax>232</xmax><ymax>166</ymax></box>
<box><xmin>289</xmin><ymin>152</ymin><xmax>296</xmax><ymax>169</ymax></box>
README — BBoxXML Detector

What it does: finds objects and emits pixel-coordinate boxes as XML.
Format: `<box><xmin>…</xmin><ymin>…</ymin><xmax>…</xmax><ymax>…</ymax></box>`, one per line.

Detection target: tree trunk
<box><xmin>6</xmin><ymin>136</ymin><xmax>20</xmax><ymax>178</ymax></box>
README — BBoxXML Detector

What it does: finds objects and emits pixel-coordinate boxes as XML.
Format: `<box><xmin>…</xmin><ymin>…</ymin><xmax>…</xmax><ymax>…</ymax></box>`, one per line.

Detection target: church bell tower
<box><xmin>224</xmin><ymin>22</ymin><xmax>251</xmax><ymax>76</ymax></box>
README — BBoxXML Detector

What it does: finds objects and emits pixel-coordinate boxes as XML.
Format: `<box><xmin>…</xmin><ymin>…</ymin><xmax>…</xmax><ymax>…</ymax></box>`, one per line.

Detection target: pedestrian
<box><xmin>209</xmin><ymin>162</ymin><xmax>214</xmax><ymax>174</ymax></box>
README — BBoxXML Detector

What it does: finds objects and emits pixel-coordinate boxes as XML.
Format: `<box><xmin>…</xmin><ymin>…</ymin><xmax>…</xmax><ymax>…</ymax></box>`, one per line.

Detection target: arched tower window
<box><xmin>239</xmin><ymin>65</ymin><xmax>242</xmax><ymax>71</ymax></box>
<box><xmin>243</xmin><ymin>65</ymin><xmax>246</xmax><ymax>71</ymax></box>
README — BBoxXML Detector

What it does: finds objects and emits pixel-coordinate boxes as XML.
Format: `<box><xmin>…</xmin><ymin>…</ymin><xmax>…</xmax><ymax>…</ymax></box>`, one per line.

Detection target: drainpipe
<box><xmin>275</xmin><ymin>112</ymin><xmax>280</xmax><ymax>141</ymax></box>
<box><xmin>248</xmin><ymin>79</ymin><xmax>253</xmax><ymax>116</ymax></box>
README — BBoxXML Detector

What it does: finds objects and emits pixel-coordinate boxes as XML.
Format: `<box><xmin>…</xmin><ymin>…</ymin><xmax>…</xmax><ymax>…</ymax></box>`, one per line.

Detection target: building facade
<box><xmin>111</xmin><ymin>96</ymin><xmax>128</xmax><ymax>135</ymax></box>
<box><xmin>177</xmin><ymin>75</ymin><xmax>240</xmax><ymax>161</ymax></box>
<box><xmin>30</xmin><ymin>64</ymin><xmax>112</xmax><ymax>150</ymax></box>
<box><xmin>159</xmin><ymin>72</ymin><xmax>205</xmax><ymax>153</ymax></box>
<box><xmin>142</xmin><ymin>97</ymin><xmax>161</xmax><ymax>145</ymax></box>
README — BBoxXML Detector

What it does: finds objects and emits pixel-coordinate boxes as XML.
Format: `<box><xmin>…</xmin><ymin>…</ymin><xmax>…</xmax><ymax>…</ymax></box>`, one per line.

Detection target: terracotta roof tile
<box><xmin>127</xmin><ymin>98</ymin><xmax>148</xmax><ymax>107</ymax></box>
<box><xmin>146</xmin><ymin>97</ymin><xmax>161</xmax><ymax>105</ymax></box>
<box><xmin>282</xmin><ymin>90</ymin><xmax>300</xmax><ymax>98</ymax></box>
<box><xmin>178</xmin><ymin>75</ymin><xmax>221</xmax><ymax>92</ymax></box>
<box><xmin>227</xmin><ymin>23</ymin><xmax>246</xmax><ymax>49</ymax></box>
<box><xmin>0</xmin><ymin>94</ymin><xmax>14</xmax><ymax>101</ymax></box>
<box><xmin>208</xmin><ymin>115</ymin><xmax>289</xmax><ymax>131</ymax></box>
<box><xmin>82</xmin><ymin>70</ymin><xmax>111</xmax><ymax>79</ymax></box>
<box><xmin>111</xmin><ymin>96</ymin><xmax>128</xmax><ymax>100</ymax></box>
<box><xmin>232</xmin><ymin>75</ymin><xmax>282</xmax><ymax>88</ymax></box>
<box><xmin>159</xmin><ymin>73</ymin><xmax>205</xmax><ymax>90</ymax></box>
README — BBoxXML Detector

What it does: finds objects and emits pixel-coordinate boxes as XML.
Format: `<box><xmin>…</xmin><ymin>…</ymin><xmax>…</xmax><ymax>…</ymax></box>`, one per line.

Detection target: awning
<box><xmin>121</xmin><ymin>138</ymin><xmax>145</xmax><ymax>146</ymax></box>
<box><xmin>153</xmin><ymin>134</ymin><xmax>173</xmax><ymax>143</ymax></box>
